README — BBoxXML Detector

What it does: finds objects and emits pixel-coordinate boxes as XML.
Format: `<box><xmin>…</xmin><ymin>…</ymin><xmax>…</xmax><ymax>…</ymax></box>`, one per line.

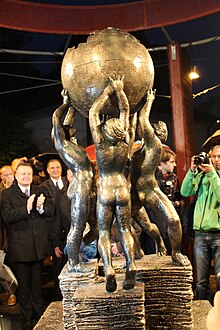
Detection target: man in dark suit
<box><xmin>40</xmin><ymin>159</ymin><xmax>70</xmax><ymax>299</ymax></box>
<box><xmin>1</xmin><ymin>162</ymin><xmax>54</xmax><ymax>330</ymax></box>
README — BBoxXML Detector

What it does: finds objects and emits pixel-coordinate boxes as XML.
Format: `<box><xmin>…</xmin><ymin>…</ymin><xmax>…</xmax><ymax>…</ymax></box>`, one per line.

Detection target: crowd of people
<box><xmin>0</xmin><ymin>127</ymin><xmax>219</xmax><ymax>329</ymax></box>
<box><xmin>0</xmin><ymin>156</ymin><xmax>98</xmax><ymax>330</ymax></box>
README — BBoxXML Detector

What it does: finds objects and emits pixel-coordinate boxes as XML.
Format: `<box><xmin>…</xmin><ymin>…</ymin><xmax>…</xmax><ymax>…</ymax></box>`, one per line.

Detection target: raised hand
<box><xmin>190</xmin><ymin>156</ymin><xmax>197</xmax><ymax>172</ymax></box>
<box><xmin>146</xmin><ymin>88</ymin><xmax>156</xmax><ymax>104</ymax></box>
<box><xmin>199</xmin><ymin>158</ymin><xmax>215</xmax><ymax>173</ymax></box>
<box><xmin>27</xmin><ymin>194</ymin><xmax>36</xmax><ymax>213</ymax></box>
<box><xmin>61</xmin><ymin>89</ymin><xmax>70</xmax><ymax>104</ymax></box>
<box><xmin>105</xmin><ymin>73</ymin><xmax>124</xmax><ymax>95</ymax></box>
<box><xmin>111</xmin><ymin>73</ymin><xmax>124</xmax><ymax>92</ymax></box>
<box><xmin>36</xmin><ymin>193</ymin><xmax>45</xmax><ymax>209</ymax></box>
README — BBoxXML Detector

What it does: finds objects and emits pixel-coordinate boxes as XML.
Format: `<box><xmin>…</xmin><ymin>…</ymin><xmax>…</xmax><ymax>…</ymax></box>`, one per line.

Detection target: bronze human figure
<box><xmin>89</xmin><ymin>76</ymin><xmax>136</xmax><ymax>293</ymax></box>
<box><xmin>130</xmin><ymin>89</ymin><xmax>190</xmax><ymax>266</ymax></box>
<box><xmin>128</xmin><ymin>118</ymin><xmax>167</xmax><ymax>257</ymax></box>
<box><xmin>52</xmin><ymin>91</ymin><xmax>97</xmax><ymax>272</ymax></box>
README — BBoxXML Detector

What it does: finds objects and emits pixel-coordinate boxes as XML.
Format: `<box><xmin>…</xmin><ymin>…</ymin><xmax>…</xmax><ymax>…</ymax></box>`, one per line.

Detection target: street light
<box><xmin>189</xmin><ymin>65</ymin><xmax>200</xmax><ymax>80</ymax></box>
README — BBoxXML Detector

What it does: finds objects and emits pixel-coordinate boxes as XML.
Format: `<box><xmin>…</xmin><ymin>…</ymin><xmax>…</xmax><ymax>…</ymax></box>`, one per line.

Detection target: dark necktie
<box><xmin>56</xmin><ymin>181</ymin><xmax>60</xmax><ymax>190</ymax></box>
<box><xmin>25</xmin><ymin>188</ymin><xmax>29</xmax><ymax>197</ymax></box>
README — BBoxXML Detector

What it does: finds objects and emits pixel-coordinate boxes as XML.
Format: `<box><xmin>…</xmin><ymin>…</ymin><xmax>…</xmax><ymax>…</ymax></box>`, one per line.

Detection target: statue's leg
<box><xmin>66</xmin><ymin>192</ymin><xmax>90</xmax><ymax>272</ymax></box>
<box><xmin>97</xmin><ymin>201</ymin><xmax>116</xmax><ymax>293</ymax></box>
<box><xmin>84</xmin><ymin>196</ymin><xmax>99</xmax><ymax>245</ymax></box>
<box><xmin>146</xmin><ymin>190</ymin><xmax>190</xmax><ymax>266</ymax></box>
<box><xmin>130</xmin><ymin>223</ymin><xmax>144</xmax><ymax>259</ymax></box>
<box><xmin>116</xmin><ymin>204</ymin><xmax>136</xmax><ymax>290</ymax></box>
<box><xmin>66</xmin><ymin>225</ymin><xmax>84</xmax><ymax>270</ymax></box>
<box><xmin>133</xmin><ymin>206</ymin><xmax>167</xmax><ymax>256</ymax></box>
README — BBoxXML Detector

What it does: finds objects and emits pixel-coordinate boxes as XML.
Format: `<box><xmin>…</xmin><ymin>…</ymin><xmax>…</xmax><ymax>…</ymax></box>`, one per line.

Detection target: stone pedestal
<box><xmin>73</xmin><ymin>281</ymin><xmax>145</xmax><ymax>329</ymax></box>
<box><xmin>59</xmin><ymin>259</ymin><xmax>98</xmax><ymax>329</ymax></box>
<box><xmin>33</xmin><ymin>300</ymin><xmax>212</xmax><ymax>330</ymax></box>
<box><xmin>50</xmin><ymin>255</ymin><xmax>195</xmax><ymax>329</ymax></box>
<box><xmin>136</xmin><ymin>255</ymin><xmax>194</xmax><ymax>329</ymax></box>
<box><xmin>99</xmin><ymin>255</ymin><xmax>194</xmax><ymax>329</ymax></box>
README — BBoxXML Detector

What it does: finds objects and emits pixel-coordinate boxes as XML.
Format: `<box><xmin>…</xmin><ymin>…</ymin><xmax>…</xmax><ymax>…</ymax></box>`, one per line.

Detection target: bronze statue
<box><xmin>89</xmin><ymin>76</ymin><xmax>136</xmax><ymax>293</ymax></box>
<box><xmin>52</xmin><ymin>91</ymin><xmax>98</xmax><ymax>272</ymax></box>
<box><xmin>130</xmin><ymin>89</ymin><xmax>190</xmax><ymax>266</ymax></box>
<box><xmin>51</xmin><ymin>27</ymin><xmax>190</xmax><ymax>295</ymax></box>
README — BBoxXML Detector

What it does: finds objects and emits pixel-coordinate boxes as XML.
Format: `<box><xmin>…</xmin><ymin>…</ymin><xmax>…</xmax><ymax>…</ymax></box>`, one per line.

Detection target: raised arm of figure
<box><xmin>52</xmin><ymin>89</ymin><xmax>74</xmax><ymax>150</ymax></box>
<box><xmin>52</xmin><ymin>91</ymin><xmax>88</xmax><ymax>170</ymax></box>
<box><xmin>112</xmin><ymin>76</ymin><xmax>130</xmax><ymax>133</ymax></box>
<box><xmin>138</xmin><ymin>89</ymin><xmax>156</xmax><ymax>141</ymax></box>
<box><xmin>128</xmin><ymin>113</ymin><xmax>138</xmax><ymax>152</ymax></box>
<box><xmin>89</xmin><ymin>79</ymin><xmax>115</xmax><ymax>144</ymax></box>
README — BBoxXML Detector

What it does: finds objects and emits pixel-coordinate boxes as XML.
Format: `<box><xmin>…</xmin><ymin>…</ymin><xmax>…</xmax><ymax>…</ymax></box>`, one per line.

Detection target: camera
<box><xmin>194</xmin><ymin>151</ymin><xmax>209</xmax><ymax>166</ymax></box>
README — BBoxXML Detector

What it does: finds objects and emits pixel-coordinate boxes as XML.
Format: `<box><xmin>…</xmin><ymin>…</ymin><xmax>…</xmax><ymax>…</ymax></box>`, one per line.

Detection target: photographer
<box><xmin>181</xmin><ymin>141</ymin><xmax>220</xmax><ymax>302</ymax></box>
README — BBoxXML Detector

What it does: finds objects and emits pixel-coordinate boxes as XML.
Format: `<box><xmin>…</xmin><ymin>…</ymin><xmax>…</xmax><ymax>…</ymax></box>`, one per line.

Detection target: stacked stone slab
<box><xmin>59</xmin><ymin>259</ymin><xmax>98</xmax><ymax>330</ymax></box>
<box><xmin>136</xmin><ymin>255</ymin><xmax>194</xmax><ymax>329</ymax></box>
<box><xmin>59</xmin><ymin>255</ymin><xmax>194</xmax><ymax>329</ymax></box>
<box><xmin>34</xmin><ymin>299</ymin><xmax>212</xmax><ymax>330</ymax></box>
<box><xmin>73</xmin><ymin>281</ymin><xmax>145</xmax><ymax>329</ymax></box>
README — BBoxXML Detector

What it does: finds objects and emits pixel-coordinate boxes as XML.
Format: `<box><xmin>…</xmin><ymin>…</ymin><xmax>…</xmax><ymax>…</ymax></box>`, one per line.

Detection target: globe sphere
<box><xmin>61</xmin><ymin>27</ymin><xmax>154</xmax><ymax>118</ymax></box>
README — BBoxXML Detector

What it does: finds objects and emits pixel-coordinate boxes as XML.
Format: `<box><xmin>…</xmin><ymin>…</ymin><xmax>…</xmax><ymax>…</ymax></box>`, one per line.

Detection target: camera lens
<box><xmin>194</xmin><ymin>152</ymin><xmax>209</xmax><ymax>166</ymax></box>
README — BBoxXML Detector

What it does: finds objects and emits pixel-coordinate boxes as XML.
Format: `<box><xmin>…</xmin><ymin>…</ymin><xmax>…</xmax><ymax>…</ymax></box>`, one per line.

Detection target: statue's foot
<box><xmin>106</xmin><ymin>269</ymin><xmax>117</xmax><ymax>293</ymax></box>
<box><xmin>172</xmin><ymin>252</ymin><xmax>191</xmax><ymax>266</ymax></box>
<box><xmin>156</xmin><ymin>240</ymin><xmax>167</xmax><ymax>256</ymax></box>
<box><xmin>135</xmin><ymin>248</ymin><xmax>145</xmax><ymax>260</ymax></box>
<box><xmin>157</xmin><ymin>245</ymin><xmax>167</xmax><ymax>257</ymax></box>
<box><xmin>123</xmin><ymin>265</ymin><xmax>136</xmax><ymax>290</ymax></box>
<box><xmin>67</xmin><ymin>261</ymin><xmax>93</xmax><ymax>273</ymax></box>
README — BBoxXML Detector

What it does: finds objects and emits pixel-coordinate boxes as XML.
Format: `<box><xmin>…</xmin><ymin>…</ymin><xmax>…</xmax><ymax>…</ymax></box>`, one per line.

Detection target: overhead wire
<box><xmin>0</xmin><ymin>35</ymin><xmax>219</xmax><ymax>56</ymax></box>
<box><xmin>0</xmin><ymin>71</ymin><xmax>60</xmax><ymax>83</ymax></box>
<box><xmin>0</xmin><ymin>82</ymin><xmax>61</xmax><ymax>95</ymax></box>
<box><xmin>0</xmin><ymin>34</ymin><xmax>219</xmax><ymax>97</ymax></box>
<box><xmin>0</xmin><ymin>72</ymin><xmax>61</xmax><ymax>95</ymax></box>
<box><xmin>0</xmin><ymin>49</ymin><xmax>62</xmax><ymax>56</ymax></box>
<box><xmin>0</xmin><ymin>61</ymin><xmax>61</xmax><ymax>64</ymax></box>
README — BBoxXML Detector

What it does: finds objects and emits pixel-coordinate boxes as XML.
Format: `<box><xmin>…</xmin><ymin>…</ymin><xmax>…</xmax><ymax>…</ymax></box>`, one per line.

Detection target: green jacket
<box><xmin>180</xmin><ymin>169</ymin><xmax>220</xmax><ymax>231</ymax></box>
